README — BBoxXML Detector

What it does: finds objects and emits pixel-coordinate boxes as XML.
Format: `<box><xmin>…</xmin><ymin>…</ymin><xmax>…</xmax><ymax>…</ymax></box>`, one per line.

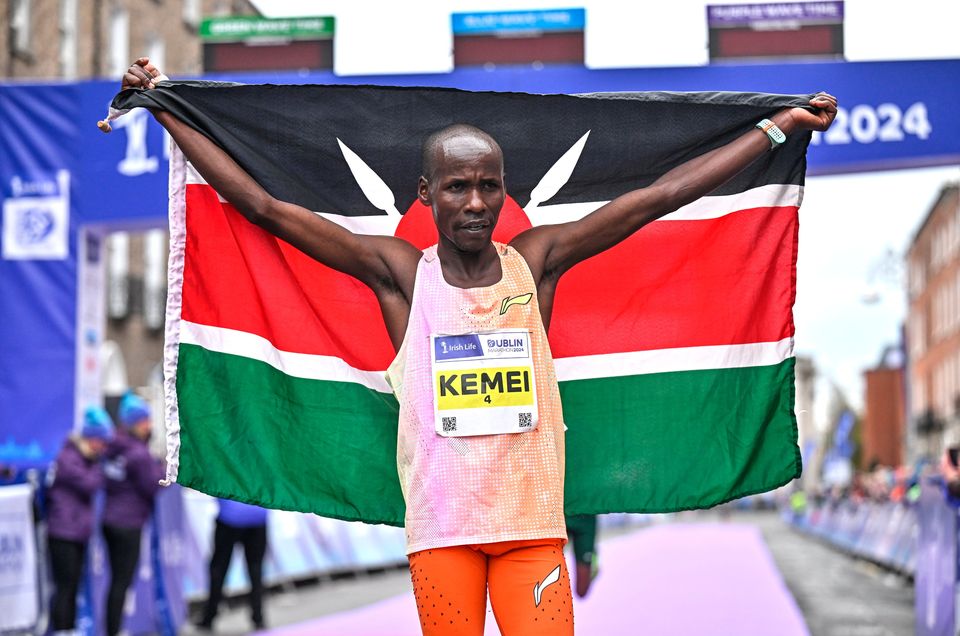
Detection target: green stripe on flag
<box><xmin>176</xmin><ymin>344</ymin><xmax>798</xmax><ymax>524</ymax></box>
<box><xmin>561</xmin><ymin>357</ymin><xmax>800</xmax><ymax>513</ymax></box>
<box><xmin>176</xmin><ymin>343</ymin><xmax>405</xmax><ymax>526</ymax></box>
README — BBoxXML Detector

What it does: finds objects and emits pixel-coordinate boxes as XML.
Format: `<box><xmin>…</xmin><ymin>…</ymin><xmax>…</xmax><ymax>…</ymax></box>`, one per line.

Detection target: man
<box><xmin>565</xmin><ymin>514</ymin><xmax>599</xmax><ymax>598</ymax></box>
<box><xmin>197</xmin><ymin>498</ymin><xmax>269</xmax><ymax>632</ymax></box>
<box><xmin>122</xmin><ymin>58</ymin><xmax>835</xmax><ymax>635</ymax></box>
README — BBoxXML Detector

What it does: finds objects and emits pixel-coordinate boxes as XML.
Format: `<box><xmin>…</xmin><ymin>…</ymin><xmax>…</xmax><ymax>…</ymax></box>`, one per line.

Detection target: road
<box><xmin>188</xmin><ymin>510</ymin><xmax>914</xmax><ymax>635</ymax></box>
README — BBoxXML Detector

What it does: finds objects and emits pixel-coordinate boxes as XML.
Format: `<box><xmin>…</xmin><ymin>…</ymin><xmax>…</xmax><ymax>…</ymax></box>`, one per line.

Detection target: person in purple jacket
<box><xmin>46</xmin><ymin>406</ymin><xmax>113</xmax><ymax>635</ymax></box>
<box><xmin>197</xmin><ymin>498</ymin><xmax>270</xmax><ymax>631</ymax></box>
<box><xmin>101</xmin><ymin>392</ymin><xmax>165</xmax><ymax>636</ymax></box>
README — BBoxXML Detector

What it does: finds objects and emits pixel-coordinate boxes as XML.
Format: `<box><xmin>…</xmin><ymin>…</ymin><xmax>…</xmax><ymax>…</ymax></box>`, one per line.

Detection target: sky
<box><xmin>796</xmin><ymin>165</ymin><xmax>960</xmax><ymax>408</ymax></box>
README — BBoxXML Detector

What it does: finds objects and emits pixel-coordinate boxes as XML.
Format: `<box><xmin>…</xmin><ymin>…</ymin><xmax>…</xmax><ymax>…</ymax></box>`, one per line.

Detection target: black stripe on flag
<box><xmin>114</xmin><ymin>82</ymin><xmax>813</xmax><ymax>217</ymax></box>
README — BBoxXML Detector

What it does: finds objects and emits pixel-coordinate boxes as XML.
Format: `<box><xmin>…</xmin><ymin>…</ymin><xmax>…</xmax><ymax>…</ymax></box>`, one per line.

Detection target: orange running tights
<box><xmin>408</xmin><ymin>538</ymin><xmax>574</xmax><ymax>635</ymax></box>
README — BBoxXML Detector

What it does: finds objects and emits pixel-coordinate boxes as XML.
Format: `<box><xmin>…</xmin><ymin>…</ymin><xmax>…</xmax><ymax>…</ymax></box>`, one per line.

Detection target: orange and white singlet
<box><xmin>386</xmin><ymin>243</ymin><xmax>567</xmax><ymax>554</ymax></box>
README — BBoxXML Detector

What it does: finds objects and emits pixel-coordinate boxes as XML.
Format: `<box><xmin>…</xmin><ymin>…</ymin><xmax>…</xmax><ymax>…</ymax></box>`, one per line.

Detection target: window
<box><xmin>109</xmin><ymin>8</ymin><xmax>130</xmax><ymax>78</ymax></box>
<box><xmin>912</xmin><ymin>377</ymin><xmax>927</xmax><ymax>417</ymax></box>
<box><xmin>143</xmin><ymin>230</ymin><xmax>166</xmax><ymax>330</ymax></box>
<box><xmin>908</xmin><ymin>257</ymin><xmax>925</xmax><ymax>299</ymax></box>
<box><xmin>909</xmin><ymin>311</ymin><xmax>926</xmax><ymax>358</ymax></box>
<box><xmin>183</xmin><ymin>0</ymin><xmax>200</xmax><ymax>27</ymax></box>
<box><xmin>11</xmin><ymin>0</ymin><xmax>32</xmax><ymax>56</ymax></box>
<box><xmin>146</xmin><ymin>33</ymin><xmax>166</xmax><ymax>73</ymax></box>
<box><xmin>108</xmin><ymin>232</ymin><xmax>130</xmax><ymax>319</ymax></box>
<box><xmin>59</xmin><ymin>0</ymin><xmax>78</xmax><ymax>79</ymax></box>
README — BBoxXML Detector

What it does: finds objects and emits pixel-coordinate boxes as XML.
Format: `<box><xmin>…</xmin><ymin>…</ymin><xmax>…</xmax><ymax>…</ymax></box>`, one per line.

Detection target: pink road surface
<box><xmin>263</xmin><ymin>522</ymin><xmax>809</xmax><ymax>636</ymax></box>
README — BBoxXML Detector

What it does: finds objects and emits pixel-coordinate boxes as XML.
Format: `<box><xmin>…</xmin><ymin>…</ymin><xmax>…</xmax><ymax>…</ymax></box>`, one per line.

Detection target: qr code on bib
<box><xmin>519</xmin><ymin>413</ymin><xmax>532</xmax><ymax>427</ymax></box>
<box><xmin>442</xmin><ymin>417</ymin><xmax>457</xmax><ymax>432</ymax></box>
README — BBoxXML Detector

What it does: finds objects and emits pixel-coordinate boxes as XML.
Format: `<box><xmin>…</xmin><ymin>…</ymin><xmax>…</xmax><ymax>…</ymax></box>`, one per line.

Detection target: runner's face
<box><xmin>419</xmin><ymin>137</ymin><xmax>505</xmax><ymax>253</ymax></box>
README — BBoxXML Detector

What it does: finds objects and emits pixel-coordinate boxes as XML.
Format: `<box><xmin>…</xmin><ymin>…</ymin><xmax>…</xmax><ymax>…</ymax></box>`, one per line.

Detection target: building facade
<box><xmin>906</xmin><ymin>183</ymin><xmax>960</xmax><ymax>462</ymax></box>
<box><xmin>1</xmin><ymin>0</ymin><xmax>242</xmax><ymax>80</ymax></box>
<box><xmin>862</xmin><ymin>357</ymin><xmax>905</xmax><ymax>469</ymax></box>
<box><xmin>1</xmin><ymin>0</ymin><xmax>256</xmax><ymax>390</ymax></box>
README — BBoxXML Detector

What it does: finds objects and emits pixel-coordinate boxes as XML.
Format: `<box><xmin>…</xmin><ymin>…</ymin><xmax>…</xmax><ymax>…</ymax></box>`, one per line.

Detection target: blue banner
<box><xmin>1</xmin><ymin>58</ymin><xmax>958</xmax><ymax>466</ymax></box>
<box><xmin>84</xmin><ymin>487</ymin><xmax>185</xmax><ymax>635</ymax></box>
<box><xmin>916</xmin><ymin>481</ymin><xmax>957</xmax><ymax>636</ymax></box>
<box><xmin>0</xmin><ymin>85</ymin><xmax>79</xmax><ymax>466</ymax></box>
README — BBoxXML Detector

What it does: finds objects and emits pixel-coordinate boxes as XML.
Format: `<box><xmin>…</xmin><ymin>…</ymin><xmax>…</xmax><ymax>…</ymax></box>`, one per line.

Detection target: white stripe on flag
<box><xmin>185</xmin><ymin>165</ymin><xmax>801</xmax><ymax>231</ymax></box>
<box><xmin>185</xmin><ymin>163</ymin><xmax>404</xmax><ymax>235</ymax></box>
<box><xmin>181</xmin><ymin>320</ymin><xmax>793</xmax><ymax>391</ymax></box>
<box><xmin>180</xmin><ymin>320</ymin><xmax>394</xmax><ymax>393</ymax></box>
<box><xmin>554</xmin><ymin>337</ymin><xmax>794</xmax><ymax>382</ymax></box>
<box><xmin>524</xmin><ymin>184</ymin><xmax>802</xmax><ymax>226</ymax></box>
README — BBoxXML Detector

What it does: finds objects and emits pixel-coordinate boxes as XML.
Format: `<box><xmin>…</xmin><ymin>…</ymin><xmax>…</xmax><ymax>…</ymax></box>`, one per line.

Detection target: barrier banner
<box><xmin>0</xmin><ymin>484</ymin><xmax>38</xmax><ymax>631</ymax></box>
<box><xmin>86</xmin><ymin>486</ymin><xmax>185</xmax><ymax>635</ymax></box>
<box><xmin>915</xmin><ymin>482</ymin><xmax>956</xmax><ymax>636</ymax></box>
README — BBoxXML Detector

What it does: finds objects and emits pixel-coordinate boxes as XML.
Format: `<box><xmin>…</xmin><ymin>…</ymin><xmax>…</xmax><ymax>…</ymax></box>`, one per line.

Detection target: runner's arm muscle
<box><xmin>512</xmin><ymin>94</ymin><xmax>837</xmax><ymax>284</ymax></box>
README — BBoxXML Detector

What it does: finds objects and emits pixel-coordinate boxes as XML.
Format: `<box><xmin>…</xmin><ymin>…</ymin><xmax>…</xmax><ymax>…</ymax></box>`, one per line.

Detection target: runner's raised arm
<box><xmin>122</xmin><ymin>58</ymin><xmax>420</xmax><ymax>347</ymax></box>
<box><xmin>511</xmin><ymin>93</ymin><xmax>837</xmax><ymax>292</ymax></box>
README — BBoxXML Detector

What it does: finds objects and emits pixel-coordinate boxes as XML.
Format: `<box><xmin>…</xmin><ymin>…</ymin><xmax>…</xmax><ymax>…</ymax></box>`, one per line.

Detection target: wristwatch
<box><xmin>756</xmin><ymin>119</ymin><xmax>786</xmax><ymax>149</ymax></box>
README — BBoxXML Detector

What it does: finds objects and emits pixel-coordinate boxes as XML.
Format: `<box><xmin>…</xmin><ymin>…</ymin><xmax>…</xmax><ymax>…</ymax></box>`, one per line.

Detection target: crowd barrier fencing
<box><xmin>787</xmin><ymin>497</ymin><xmax>918</xmax><ymax>575</ymax></box>
<box><xmin>785</xmin><ymin>481</ymin><xmax>960</xmax><ymax>636</ymax></box>
<box><xmin>0</xmin><ymin>482</ymin><xmax>43</xmax><ymax>634</ymax></box>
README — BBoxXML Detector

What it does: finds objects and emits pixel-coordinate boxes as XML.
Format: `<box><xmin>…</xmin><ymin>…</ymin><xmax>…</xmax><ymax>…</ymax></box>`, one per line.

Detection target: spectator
<box><xmin>101</xmin><ymin>392</ymin><xmax>165</xmax><ymax>636</ymax></box>
<box><xmin>197</xmin><ymin>498</ymin><xmax>269</xmax><ymax>631</ymax></box>
<box><xmin>46</xmin><ymin>406</ymin><xmax>113</xmax><ymax>635</ymax></box>
<box><xmin>565</xmin><ymin>514</ymin><xmax>599</xmax><ymax>598</ymax></box>
<box><xmin>939</xmin><ymin>448</ymin><xmax>960</xmax><ymax>500</ymax></box>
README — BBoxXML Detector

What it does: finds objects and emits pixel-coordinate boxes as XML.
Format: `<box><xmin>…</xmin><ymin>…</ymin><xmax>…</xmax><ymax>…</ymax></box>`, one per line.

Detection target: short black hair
<box><xmin>421</xmin><ymin>124</ymin><xmax>503</xmax><ymax>181</ymax></box>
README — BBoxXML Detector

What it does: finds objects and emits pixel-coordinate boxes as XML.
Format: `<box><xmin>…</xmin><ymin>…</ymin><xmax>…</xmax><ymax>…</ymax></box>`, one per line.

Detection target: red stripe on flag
<box><xmin>549</xmin><ymin>203</ymin><xmax>797</xmax><ymax>357</ymax></box>
<box><xmin>182</xmin><ymin>183</ymin><xmax>796</xmax><ymax>369</ymax></box>
<box><xmin>181</xmin><ymin>185</ymin><xmax>395</xmax><ymax>371</ymax></box>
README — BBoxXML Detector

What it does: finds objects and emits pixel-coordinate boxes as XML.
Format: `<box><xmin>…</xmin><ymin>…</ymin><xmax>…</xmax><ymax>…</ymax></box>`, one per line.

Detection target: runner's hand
<box><xmin>122</xmin><ymin>57</ymin><xmax>164</xmax><ymax>91</ymax></box>
<box><xmin>789</xmin><ymin>92</ymin><xmax>838</xmax><ymax>132</ymax></box>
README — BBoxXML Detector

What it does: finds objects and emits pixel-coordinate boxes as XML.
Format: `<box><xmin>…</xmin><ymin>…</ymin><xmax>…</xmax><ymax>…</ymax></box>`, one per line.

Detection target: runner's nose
<box><xmin>464</xmin><ymin>186</ymin><xmax>485</xmax><ymax>212</ymax></box>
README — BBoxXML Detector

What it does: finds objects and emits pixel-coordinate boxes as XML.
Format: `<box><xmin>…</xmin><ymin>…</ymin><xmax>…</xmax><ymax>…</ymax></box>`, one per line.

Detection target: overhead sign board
<box><xmin>199</xmin><ymin>16</ymin><xmax>334</xmax><ymax>42</ymax></box>
<box><xmin>452</xmin><ymin>8</ymin><xmax>585</xmax><ymax>35</ymax></box>
<box><xmin>707</xmin><ymin>2</ymin><xmax>844</xmax><ymax>60</ymax></box>
<box><xmin>707</xmin><ymin>1</ymin><xmax>844</xmax><ymax>25</ymax></box>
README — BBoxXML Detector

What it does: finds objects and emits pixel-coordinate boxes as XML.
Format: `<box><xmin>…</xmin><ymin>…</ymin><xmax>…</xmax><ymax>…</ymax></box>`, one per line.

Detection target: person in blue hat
<box><xmin>46</xmin><ymin>406</ymin><xmax>113</xmax><ymax>635</ymax></box>
<box><xmin>101</xmin><ymin>391</ymin><xmax>165</xmax><ymax>636</ymax></box>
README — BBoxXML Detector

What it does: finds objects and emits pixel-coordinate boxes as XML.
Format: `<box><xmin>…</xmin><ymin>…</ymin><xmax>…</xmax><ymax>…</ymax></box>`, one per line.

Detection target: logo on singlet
<box><xmin>533</xmin><ymin>565</ymin><xmax>562</xmax><ymax>607</ymax></box>
<box><xmin>499</xmin><ymin>292</ymin><xmax>533</xmax><ymax>315</ymax></box>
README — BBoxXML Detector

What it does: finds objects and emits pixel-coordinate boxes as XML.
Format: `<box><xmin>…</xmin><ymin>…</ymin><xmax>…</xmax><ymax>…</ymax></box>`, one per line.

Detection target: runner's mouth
<box><xmin>461</xmin><ymin>221</ymin><xmax>490</xmax><ymax>233</ymax></box>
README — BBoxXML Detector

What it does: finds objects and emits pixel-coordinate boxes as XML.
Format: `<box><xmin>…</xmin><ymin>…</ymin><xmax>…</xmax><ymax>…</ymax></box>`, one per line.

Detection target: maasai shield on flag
<box><xmin>113</xmin><ymin>84</ymin><xmax>812</xmax><ymax>525</ymax></box>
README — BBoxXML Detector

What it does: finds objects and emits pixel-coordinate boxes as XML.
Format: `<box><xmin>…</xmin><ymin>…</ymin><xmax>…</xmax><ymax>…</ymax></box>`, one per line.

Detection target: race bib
<box><xmin>431</xmin><ymin>329</ymin><xmax>539</xmax><ymax>437</ymax></box>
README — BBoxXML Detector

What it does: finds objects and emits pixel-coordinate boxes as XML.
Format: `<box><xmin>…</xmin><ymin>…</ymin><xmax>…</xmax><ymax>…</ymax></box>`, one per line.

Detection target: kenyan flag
<box><xmin>115</xmin><ymin>84</ymin><xmax>811</xmax><ymax>525</ymax></box>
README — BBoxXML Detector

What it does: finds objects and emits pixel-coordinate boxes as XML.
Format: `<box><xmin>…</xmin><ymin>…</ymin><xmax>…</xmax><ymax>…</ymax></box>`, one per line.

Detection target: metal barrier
<box><xmin>788</xmin><ymin>496</ymin><xmax>918</xmax><ymax>575</ymax></box>
<box><xmin>786</xmin><ymin>481</ymin><xmax>960</xmax><ymax>636</ymax></box>
<box><xmin>0</xmin><ymin>479</ymin><xmax>45</xmax><ymax>635</ymax></box>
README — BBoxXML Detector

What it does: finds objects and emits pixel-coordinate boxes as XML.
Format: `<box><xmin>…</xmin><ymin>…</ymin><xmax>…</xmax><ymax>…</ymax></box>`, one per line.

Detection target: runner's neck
<box><xmin>437</xmin><ymin>242</ymin><xmax>503</xmax><ymax>289</ymax></box>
